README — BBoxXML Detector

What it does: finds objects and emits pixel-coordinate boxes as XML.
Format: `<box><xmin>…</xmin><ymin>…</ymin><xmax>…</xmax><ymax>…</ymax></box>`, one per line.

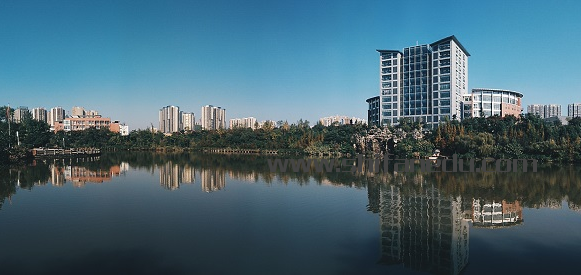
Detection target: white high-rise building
<box><xmin>368</xmin><ymin>35</ymin><xmax>469</xmax><ymax>129</ymax></box>
<box><xmin>568</xmin><ymin>103</ymin><xmax>581</xmax><ymax>118</ymax></box>
<box><xmin>201</xmin><ymin>105</ymin><xmax>226</xmax><ymax>130</ymax></box>
<box><xmin>159</xmin><ymin>105</ymin><xmax>181</xmax><ymax>134</ymax></box>
<box><xmin>32</xmin><ymin>107</ymin><xmax>48</xmax><ymax>123</ymax></box>
<box><xmin>527</xmin><ymin>104</ymin><xmax>545</xmax><ymax>117</ymax></box>
<box><xmin>13</xmin><ymin>106</ymin><xmax>30</xmax><ymax>123</ymax></box>
<box><xmin>182</xmin><ymin>112</ymin><xmax>195</xmax><ymax>131</ymax></box>
<box><xmin>48</xmin><ymin>106</ymin><xmax>65</xmax><ymax>127</ymax></box>
<box><xmin>527</xmin><ymin>104</ymin><xmax>562</xmax><ymax>118</ymax></box>
<box><xmin>229</xmin><ymin>117</ymin><xmax>257</xmax><ymax>129</ymax></box>
<box><xmin>544</xmin><ymin>104</ymin><xmax>561</xmax><ymax>118</ymax></box>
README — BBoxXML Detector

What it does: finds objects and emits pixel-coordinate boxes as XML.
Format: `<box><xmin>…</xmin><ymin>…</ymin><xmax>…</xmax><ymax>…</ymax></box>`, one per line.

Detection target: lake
<box><xmin>1</xmin><ymin>152</ymin><xmax>581</xmax><ymax>274</ymax></box>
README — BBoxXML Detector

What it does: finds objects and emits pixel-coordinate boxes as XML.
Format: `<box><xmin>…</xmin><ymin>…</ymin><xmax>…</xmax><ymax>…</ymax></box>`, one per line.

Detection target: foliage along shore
<box><xmin>2</xmin><ymin>105</ymin><xmax>581</xmax><ymax>164</ymax></box>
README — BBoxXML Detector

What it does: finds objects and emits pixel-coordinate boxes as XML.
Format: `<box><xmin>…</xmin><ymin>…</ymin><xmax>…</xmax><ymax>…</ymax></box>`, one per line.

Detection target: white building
<box><xmin>319</xmin><ymin>115</ymin><xmax>366</xmax><ymax>126</ymax></box>
<box><xmin>49</xmin><ymin>106</ymin><xmax>65</xmax><ymax>127</ymax></box>
<box><xmin>229</xmin><ymin>117</ymin><xmax>257</xmax><ymax>129</ymax></box>
<box><xmin>159</xmin><ymin>105</ymin><xmax>181</xmax><ymax>134</ymax></box>
<box><xmin>369</xmin><ymin>35</ymin><xmax>469</xmax><ymax>129</ymax></box>
<box><xmin>182</xmin><ymin>112</ymin><xmax>195</xmax><ymax>131</ymax></box>
<box><xmin>201</xmin><ymin>105</ymin><xmax>226</xmax><ymax>130</ymax></box>
<box><xmin>568</xmin><ymin>103</ymin><xmax>581</xmax><ymax>118</ymax></box>
<box><xmin>120</xmin><ymin>124</ymin><xmax>130</xmax><ymax>136</ymax></box>
<box><xmin>32</xmin><ymin>107</ymin><xmax>48</xmax><ymax>123</ymax></box>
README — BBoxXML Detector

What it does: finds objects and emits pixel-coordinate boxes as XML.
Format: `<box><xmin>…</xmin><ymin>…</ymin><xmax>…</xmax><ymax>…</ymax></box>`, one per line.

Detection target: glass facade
<box><xmin>370</xmin><ymin>36</ymin><xmax>470</xmax><ymax>128</ymax></box>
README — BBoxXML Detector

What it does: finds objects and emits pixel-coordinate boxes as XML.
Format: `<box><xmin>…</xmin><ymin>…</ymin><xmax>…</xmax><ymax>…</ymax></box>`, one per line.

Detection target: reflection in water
<box><xmin>472</xmin><ymin>199</ymin><xmax>523</xmax><ymax>227</ymax></box>
<box><xmin>48</xmin><ymin>160</ymin><xmax>129</xmax><ymax>187</ymax></box>
<box><xmin>378</xmin><ymin>183</ymin><xmax>469</xmax><ymax>275</ymax></box>
<box><xmin>2</xmin><ymin>152</ymin><xmax>581</xmax><ymax>274</ymax></box>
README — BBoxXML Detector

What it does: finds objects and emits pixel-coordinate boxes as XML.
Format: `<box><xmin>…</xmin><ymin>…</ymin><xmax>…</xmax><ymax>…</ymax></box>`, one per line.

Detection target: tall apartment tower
<box><xmin>544</xmin><ymin>104</ymin><xmax>561</xmax><ymax>118</ymax></box>
<box><xmin>13</xmin><ymin>106</ymin><xmax>30</xmax><ymax>123</ymax></box>
<box><xmin>182</xmin><ymin>112</ymin><xmax>195</xmax><ymax>131</ymax></box>
<box><xmin>369</xmin><ymin>35</ymin><xmax>469</xmax><ymax>129</ymax></box>
<box><xmin>159</xmin><ymin>105</ymin><xmax>181</xmax><ymax>134</ymax></box>
<box><xmin>568</xmin><ymin>103</ymin><xmax>581</xmax><ymax>118</ymax></box>
<box><xmin>48</xmin><ymin>106</ymin><xmax>65</xmax><ymax>127</ymax></box>
<box><xmin>32</xmin><ymin>107</ymin><xmax>48</xmax><ymax>123</ymax></box>
<box><xmin>201</xmin><ymin>105</ymin><xmax>226</xmax><ymax>130</ymax></box>
<box><xmin>527</xmin><ymin>104</ymin><xmax>545</xmax><ymax>117</ymax></box>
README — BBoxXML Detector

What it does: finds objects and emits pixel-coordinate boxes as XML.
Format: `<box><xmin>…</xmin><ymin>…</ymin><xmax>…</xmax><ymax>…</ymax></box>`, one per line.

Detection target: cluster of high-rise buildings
<box><xmin>9</xmin><ymin>106</ymin><xmax>128</xmax><ymax>135</ymax></box>
<box><xmin>367</xmin><ymin>35</ymin><xmax>524</xmax><ymax>129</ymax></box>
<box><xmin>159</xmin><ymin>105</ymin><xmax>226</xmax><ymax>134</ymax></box>
<box><xmin>526</xmin><ymin>103</ymin><xmax>581</xmax><ymax>119</ymax></box>
<box><xmin>318</xmin><ymin>115</ymin><xmax>366</xmax><ymax>127</ymax></box>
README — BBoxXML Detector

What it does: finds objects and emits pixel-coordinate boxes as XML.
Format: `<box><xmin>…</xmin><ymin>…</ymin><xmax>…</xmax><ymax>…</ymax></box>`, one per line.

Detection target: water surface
<box><xmin>1</xmin><ymin>152</ymin><xmax>581</xmax><ymax>274</ymax></box>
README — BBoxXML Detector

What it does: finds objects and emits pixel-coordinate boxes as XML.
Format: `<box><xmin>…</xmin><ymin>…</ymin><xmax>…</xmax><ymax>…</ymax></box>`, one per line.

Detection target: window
<box><xmin>382</xmin><ymin>97</ymin><xmax>391</xmax><ymax>102</ymax></box>
<box><xmin>441</xmin><ymin>107</ymin><xmax>450</xmax><ymax>114</ymax></box>
<box><xmin>440</xmin><ymin>59</ymin><xmax>450</xmax><ymax>66</ymax></box>
<box><xmin>433</xmin><ymin>84</ymin><xmax>438</xmax><ymax>90</ymax></box>
<box><xmin>433</xmin><ymin>100</ymin><xmax>438</xmax><ymax>106</ymax></box>
<box><xmin>493</xmin><ymin>96</ymin><xmax>501</xmax><ymax>102</ymax></box>
<box><xmin>433</xmin><ymin>76</ymin><xmax>438</xmax><ymax>83</ymax></box>
<box><xmin>439</xmin><ymin>43</ymin><xmax>450</xmax><ymax>50</ymax></box>
<box><xmin>493</xmin><ymin>104</ymin><xmax>501</xmax><ymax>110</ymax></box>
<box><xmin>433</xmin><ymin>92</ymin><xmax>439</xmax><ymax>98</ymax></box>
<box><xmin>440</xmin><ymin>83</ymin><xmax>450</xmax><ymax>89</ymax></box>
<box><xmin>440</xmin><ymin>67</ymin><xmax>450</xmax><ymax>74</ymax></box>
<box><xmin>441</xmin><ymin>91</ymin><xmax>450</xmax><ymax>98</ymax></box>
<box><xmin>440</xmin><ymin>75</ymin><xmax>450</xmax><ymax>82</ymax></box>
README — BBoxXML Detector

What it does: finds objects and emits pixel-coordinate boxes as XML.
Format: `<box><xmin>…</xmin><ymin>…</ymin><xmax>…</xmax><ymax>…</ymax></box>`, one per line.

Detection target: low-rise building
<box><xmin>463</xmin><ymin>88</ymin><xmax>523</xmax><ymax>119</ymax></box>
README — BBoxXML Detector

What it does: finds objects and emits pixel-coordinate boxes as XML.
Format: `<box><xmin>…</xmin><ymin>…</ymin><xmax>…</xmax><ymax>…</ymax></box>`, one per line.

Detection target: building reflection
<box><xmin>378</xmin><ymin>184</ymin><xmax>469</xmax><ymax>275</ymax></box>
<box><xmin>375</xmin><ymin>179</ymin><xmax>529</xmax><ymax>275</ymax></box>
<box><xmin>158</xmin><ymin>162</ymin><xmax>196</xmax><ymax>190</ymax></box>
<box><xmin>48</xmin><ymin>162</ymin><xmax>128</xmax><ymax>187</ymax></box>
<box><xmin>472</xmin><ymin>199</ymin><xmax>523</xmax><ymax>228</ymax></box>
<box><xmin>200</xmin><ymin>168</ymin><xmax>225</xmax><ymax>192</ymax></box>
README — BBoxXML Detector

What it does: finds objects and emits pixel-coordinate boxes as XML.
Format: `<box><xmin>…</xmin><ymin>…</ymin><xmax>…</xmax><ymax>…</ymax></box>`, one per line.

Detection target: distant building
<box><xmin>54</xmin><ymin>117</ymin><xmax>120</xmax><ymax>133</ymax></box>
<box><xmin>527</xmin><ymin>104</ymin><xmax>562</xmax><ymax>119</ymax></box>
<box><xmin>366</xmin><ymin>96</ymin><xmax>380</xmax><ymax>127</ymax></box>
<box><xmin>182</xmin><ymin>112</ymin><xmax>195</xmax><ymax>131</ymax></box>
<box><xmin>229</xmin><ymin>117</ymin><xmax>257</xmax><ymax>129</ymax></box>
<box><xmin>49</xmin><ymin>106</ymin><xmax>65</xmax><ymax>127</ymax></box>
<box><xmin>568</xmin><ymin>103</ymin><xmax>581</xmax><ymax>118</ymax></box>
<box><xmin>13</xmin><ymin>106</ymin><xmax>30</xmax><ymax>123</ymax></box>
<box><xmin>32</xmin><ymin>107</ymin><xmax>48</xmax><ymax>123</ymax></box>
<box><xmin>544</xmin><ymin>116</ymin><xmax>569</xmax><ymax>125</ymax></box>
<box><xmin>120</xmin><ymin>124</ymin><xmax>129</xmax><ymax>136</ymax></box>
<box><xmin>319</xmin><ymin>115</ymin><xmax>366</xmax><ymax>126</ymax></box>
<box><xmin>159</xmin><ymin>105</ymin><xmax>181</xmax><ymax>134</ymax></box>
<box><xmin>257</xmin><ymin>120</ymin><xmax>276</xmax><ymax>129</ymax></box>
<box><xmin>462</xmin><ymin>88</ymin><xmax>523</xmax><ymax>118</ymax></box>
<box><xmin>201</xmin><ymin>105</ymin><xmax>226</xmax><ymax>130</ymax></box>
<box><xmin>71</xmin><ymin>106</ymin><xmax>86</xmax><ymax>117</ymax></box>
<box><xmin>527</xmin><ymin>104</ymin><xmax>544</xmax><ymax>117</ymax></box>
<box><xmin>544</xmin><ymin>104</ymin><xmax>561</xmax><ymax>118</ymax></box>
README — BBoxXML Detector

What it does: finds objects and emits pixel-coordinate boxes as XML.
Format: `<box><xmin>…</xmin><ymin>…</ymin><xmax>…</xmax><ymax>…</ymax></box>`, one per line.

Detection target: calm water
<box><xmin>2</xmin><ymin>152</ymin><xmax>581</xmax><ymax>275</ymax></box>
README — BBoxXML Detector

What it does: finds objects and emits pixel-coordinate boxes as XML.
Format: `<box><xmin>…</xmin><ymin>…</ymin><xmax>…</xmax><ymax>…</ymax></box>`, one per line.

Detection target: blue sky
<box><xmin>1</xmin><ymin>0</ymin><xmax>580</xmax><ymax>129</ymax></box>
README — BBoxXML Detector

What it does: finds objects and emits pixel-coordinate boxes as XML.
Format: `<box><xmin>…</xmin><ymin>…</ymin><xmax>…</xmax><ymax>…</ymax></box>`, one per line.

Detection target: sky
<box><xmin>1</xmin><ymin>0</ymin><xmax>581</xmax><ymax>130</ymax></box>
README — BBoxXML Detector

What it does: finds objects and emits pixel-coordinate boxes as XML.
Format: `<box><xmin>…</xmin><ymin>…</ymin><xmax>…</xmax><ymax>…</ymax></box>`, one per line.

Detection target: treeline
<box><xmin>2</xmin><ymin>103</ymin><xmax>581</xmax><ymax>164</ymax></box>
<box><xmin>430</xmin><ymin>114</ymin><xmax>581</xmax><ymax>162</ymax></box>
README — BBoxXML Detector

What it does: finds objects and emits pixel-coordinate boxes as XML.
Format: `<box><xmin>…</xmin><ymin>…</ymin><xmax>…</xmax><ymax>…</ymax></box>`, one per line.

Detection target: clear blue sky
<box><xmin>1</xmin><ymin>0</ymin><xmax>580</xmax><ymax>129</ymax></box>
